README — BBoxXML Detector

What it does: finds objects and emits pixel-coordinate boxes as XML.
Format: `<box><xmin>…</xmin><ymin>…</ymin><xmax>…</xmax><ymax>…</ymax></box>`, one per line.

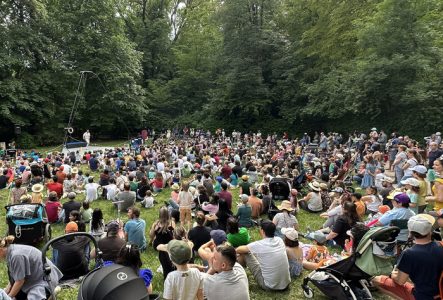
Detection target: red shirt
<box><xmin>151</xmin><ymin>178</ymin><xmax>163</xmax><ymax>189</ymax></box>
<box><xmin>47</xmin><ymin>182</ymin><xmax>63</xmax><ymax>198</ymax></box>
<box><xmin>46</xmin><ymin>201</ymin><xmax>61</xmax><ymax>223</ymax></box>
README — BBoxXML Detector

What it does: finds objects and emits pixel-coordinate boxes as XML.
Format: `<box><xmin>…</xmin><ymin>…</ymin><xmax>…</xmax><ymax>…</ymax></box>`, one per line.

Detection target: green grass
<box><xmin>0</xmin><ymin>154</ymin><xmax>392</xmax><ymax>299</ymax></box>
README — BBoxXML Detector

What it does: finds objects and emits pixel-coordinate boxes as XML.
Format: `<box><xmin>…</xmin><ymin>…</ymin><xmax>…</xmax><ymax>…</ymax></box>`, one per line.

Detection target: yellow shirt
<box><xmin>417</xmin><ymin>179</ymin><xmax>427</xmax><ymax>207</ymax></box>
<box><xmin>432</xmin><ymin>178</ymin><xmax>443</xmax><ymax>211</ymax></box>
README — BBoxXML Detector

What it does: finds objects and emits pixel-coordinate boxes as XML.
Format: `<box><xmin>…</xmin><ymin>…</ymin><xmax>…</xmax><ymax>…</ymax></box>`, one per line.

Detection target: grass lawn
<box><xmin>0</xmin><ymin>154</ymin><xmax>393</xmax><ymax>299</ymax></box>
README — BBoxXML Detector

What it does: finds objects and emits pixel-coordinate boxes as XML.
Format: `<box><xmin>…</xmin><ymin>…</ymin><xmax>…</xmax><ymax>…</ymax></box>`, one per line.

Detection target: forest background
<box><xmin>1</xmin><ymin>0</ymin><xmax>443</xmax><ymax>147</ymax></box>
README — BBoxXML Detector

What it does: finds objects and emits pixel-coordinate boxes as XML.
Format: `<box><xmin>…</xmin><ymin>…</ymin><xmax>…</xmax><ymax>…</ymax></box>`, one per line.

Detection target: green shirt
<box><xmin>227</xmin><ymin>227</ymin><xmax>251</xmax><ymax>247</ymax></box>
<box><xmin>130</xmin><ymin>181</ymin><xmax>138</xmax><ymax>192</ymax></box>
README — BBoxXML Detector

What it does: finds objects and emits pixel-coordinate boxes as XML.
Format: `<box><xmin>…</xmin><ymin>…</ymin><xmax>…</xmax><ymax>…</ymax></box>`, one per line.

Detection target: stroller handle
<box><xmin>41</xmin><ymin>232</ymin><xmax>103</xmax><ymax>275</ymax></box>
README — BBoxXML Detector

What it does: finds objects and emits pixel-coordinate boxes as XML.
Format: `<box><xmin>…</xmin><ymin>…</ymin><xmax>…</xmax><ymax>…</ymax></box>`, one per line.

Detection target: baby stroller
<box><xmin>42</xmin><ymin>232</ymin><xmax>104</xmax><ymax>300</ymax></box>
<box><xmin>302</xmin><ymin>226</ymin><xmax>400</xmax><ymax>300</ymax></box>
<box><xmin>5</xmin><ymin>203</ymin><xmax>51</xmax><ymax>245</ymax></box>
<box><xmin>269</xmin><ymin>177</ymin><xmax>290</xmax><ymax>200</ymax></box>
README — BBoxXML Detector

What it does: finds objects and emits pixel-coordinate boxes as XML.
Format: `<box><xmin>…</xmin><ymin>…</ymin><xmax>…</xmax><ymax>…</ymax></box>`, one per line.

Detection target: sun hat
<box><xmin>20</xmin><ymin>194</ymin><xmax>31</xmax><ymax>202</ymax></box>
<box><xmin>31</xmin><ymin>184</ymin><xmax>44</xmax><ymax>193</ymax></box>
<box><xmin>408</xmin><ymin>214</ymin><xmax>435</xmax><ymax>235</ymax></box>
<box><xmin>400</xmin><ymin>178</ymin><xmax>420</xmax><ymax>187</ymax></box>
<box><xmin>210</xmin><ymin>230</ymin><xmax>227</xmax><ymax>246</ymax></box>
<box><xmin>411</xmin><ymin>165</ymin><xmax>427</xmax><ymax>175</ymax></box>
<box><xmin>393</xmin><ymin>193</ymin><xmax>410</xmax><ymax>204</ymax></box>
<box><xmin>65</xmin><ymin>221</ymin><xmax>79</xmax><ymax>233</ymax></box>
<box><xmin>171</xmin><ymin>183</ymin><xmax>180</xmax><ymax>191</ymax></box>
<box><xmin>167</xmin><ymin>240</ymin><xmax>192</xmax><ymax>265</ymax></box>
<box><xmin>71</xmin><ymin>167</ymin><xmax>79</xmax><ymax>174</ymax></box>
<box><xmin>281</xmin><ymin>228</ymin><xmax>298</xmax><ymax>241</ymax></box>
<box><xmin>308</xmin><ymin>181</ymin><xmax>321</xmax><ymax>192</ymax></box>
<box><xmin>241</xmin><ymin>175</ymin><xmax>249</xmax><ymax>181</ymax></box>
<box><xmin>277</xmin><ymin>200</ymin><xmax>294</xmax><ymax>212</ymax></box>
<box><xmin>313</xmin><ymin>232</ymin><xmax>327</xmax><ymax>244</ymax></box>
<box><xmin>319</xmin><ymin>183</ymin><xmax>328</xmax><ymax>191</ymax></box>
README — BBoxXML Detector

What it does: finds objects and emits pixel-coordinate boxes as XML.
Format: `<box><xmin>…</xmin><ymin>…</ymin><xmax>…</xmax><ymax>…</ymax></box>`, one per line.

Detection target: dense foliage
<box><xmin>1</xmin><ymin>0</ymin><xmax>443</xmax><ymax>146</ymax></box>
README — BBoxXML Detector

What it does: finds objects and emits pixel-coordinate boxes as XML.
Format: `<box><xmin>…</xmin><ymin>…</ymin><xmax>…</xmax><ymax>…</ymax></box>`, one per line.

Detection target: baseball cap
<box><xmin>281</xmin><ymin>228</ymin><xmax>298</xmax><ymax>241</ymax></box>
<box><xmin>393</xmin><ymin>193</ymin><xmax>410</xmax><ymax>204</ymax></box>
<box><xmin>313</xmin><ymin>232</ymin><xmax>327</xmax><ymax>244</ymax></box>
<box><xmin>167</xmin><ymin>240</ymin><xmax>192</xmax><ymax>265</ymax></box>
<box><xmin>65</xmin><ymin>221</ymin><xmax>78</xmax><ymax>233</ymax></box>
<box><xmin>408</xmin><ymin>214</ymin><xmax>435</xmax><ymax>236</ymax></box>
<box><xmin>411</xmin><ymin>165</ymin><xmax>427</xmax><ymax>175</ymax></box>
<box><xmin>400</xmin><ymin>178</ymin><xmax>420</xmax><ymax>187</ymax></box>
<box><xmin>210</xmin><ymin>230</ymin><xmax>227</xmax><ymax>246</ymax></box>
<box><xmin>240</xmin><ymin>194</ymin><xmax>249</xmax><ymax>202</ymax></box>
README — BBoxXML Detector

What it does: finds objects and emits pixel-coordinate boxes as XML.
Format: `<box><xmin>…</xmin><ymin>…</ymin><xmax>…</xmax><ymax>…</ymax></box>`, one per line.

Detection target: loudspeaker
<box><xmin>14</xmin><ymin>126</ymin><xmax>21</xmax><ymax>135</ymax></box>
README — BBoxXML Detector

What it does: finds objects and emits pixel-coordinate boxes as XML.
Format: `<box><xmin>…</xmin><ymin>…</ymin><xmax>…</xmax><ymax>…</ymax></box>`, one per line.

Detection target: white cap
<box><xmin>411</xmin><ymin>165</ymin><xmax>427</xmax><ymax>175</ymax></box>
<box><xmin>408</xmin><ymin>214</ymin><xmax>435</xmax><ymax>235</ymax></box>
<box><xmin>281</xmin><ymin>228</ymin><xmax>298</xmax><ymax>241</ymax></box>
<box><xmin>400</xmin><ymin>177</ymin><xmax>420</xmax><ymax>187</ymax></box>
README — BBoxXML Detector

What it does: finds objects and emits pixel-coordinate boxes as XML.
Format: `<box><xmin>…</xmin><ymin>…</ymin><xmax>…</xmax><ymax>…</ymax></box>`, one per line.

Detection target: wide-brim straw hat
<box><xmin>71</xmin><ymin>167</ymin><xmax>79</xmax><ymax>174</ymax></box>
<box><xmin>32</xmin><ymin>184</ymin><xmax>44</xmax><ymax>193</ymax></box>
<box><xmin>308</xmin><ymin>181</ymin><xmax>321</xmax><ymax>191</ymax></box>
<box><xmin>277</xmin><ymin>200</ymin><xmax>294</xmax><ymax>212</ymax></box>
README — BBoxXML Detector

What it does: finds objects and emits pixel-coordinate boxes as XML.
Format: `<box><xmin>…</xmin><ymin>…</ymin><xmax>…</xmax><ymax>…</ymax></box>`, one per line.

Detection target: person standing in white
<box><xmin>83</xmin><ymin>130</ymin><xmax>91</xmax><ymax>146</ymax></box>
<box><xmin>236</xmin><ymin>220</ymin><xmax>291</xmax><ymax>291</ymax></box>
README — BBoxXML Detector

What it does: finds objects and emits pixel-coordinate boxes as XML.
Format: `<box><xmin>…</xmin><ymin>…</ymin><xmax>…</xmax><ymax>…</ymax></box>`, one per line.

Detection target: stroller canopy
<box><xmin>78</xmin><ymin>264</ymin><xmax>149</xmax><ymax>300</ymax></box>
<box><xmin>354</xmin><ymin>226</ymin><xmax>400</xmax><ymax>276</ymax></box>
<box><xmin>6</xmin><ymin>204</ymin><xmax>44</xmax><ymax>226</ymax></box>
<box><xmin>269</xmin><ymin>178</ymin><xmax>290</xmax><ymax>200</ymax></box>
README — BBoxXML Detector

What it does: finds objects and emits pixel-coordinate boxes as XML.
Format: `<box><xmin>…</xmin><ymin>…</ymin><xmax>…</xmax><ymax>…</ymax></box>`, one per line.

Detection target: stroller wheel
<box><xmin>44</xmin><ymin>224</ymin><xmax>52</xmax><ymax>242</ymax></box>
<box><xmin>303</xmin><ymin>287</ymin><xmax>314</xmax><ymax>298</ymax></box>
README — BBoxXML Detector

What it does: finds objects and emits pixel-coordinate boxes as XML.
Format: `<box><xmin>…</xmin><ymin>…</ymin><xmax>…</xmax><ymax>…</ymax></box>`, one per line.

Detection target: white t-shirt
<box><xmin>105</xmin><ymin>184</ymin><xmax>119</xmax><ymax>201</ymax></box>
<box><xmin>248</xmin><ymin>237</ymin><xmax>291</xmax><ymax>290</ymax></box>
<box><xmin>203</xmin><ymin>263</ymin><xmax>249</xmax><ymax>300</ymax></box>
<box><xmin>163</xmin><ymin>268</ymin><xmax>203</xmax><ymax>300</ymax></box>
<box><xmin>85</xmin><ymin>183</ymin><xmax>100</xmax><ymax>202</ymax></box>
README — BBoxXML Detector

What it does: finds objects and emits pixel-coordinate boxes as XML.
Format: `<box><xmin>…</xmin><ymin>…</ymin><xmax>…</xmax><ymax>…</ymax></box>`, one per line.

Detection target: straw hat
<box><xmin>71</xmin><ymin>167</ymin><xmax>79</xmax><ymax>174</ymax></box>
<box><xmin>31</xmin><ymin>184</ymin><xmax>44</xmax><ymax>193</ymax></box>
<box><xmin>171</xmin><ymin>183</ymin><xmax>180</xmax><ymax>191</ymax></box>
<box><xmin>241</xmin><ymin>175</ymin><xmax>249</xmax><ymax>181</ymax></box>
<box><xmin>308</xmin><ymin>181</ymin><xmax>321</xmax><ymax>191</ymax></box>
<box><xmin>277</xmin><ymin>200</ymin><xmax>294</xmax><ymax>212</ymax></box>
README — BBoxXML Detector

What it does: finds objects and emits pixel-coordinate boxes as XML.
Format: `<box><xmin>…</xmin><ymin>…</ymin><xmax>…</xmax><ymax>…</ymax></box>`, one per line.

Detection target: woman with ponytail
<box><xmin>0</xmin><ymin>235</ymin><xmax>63</xmax><ymax>300</ymax></box>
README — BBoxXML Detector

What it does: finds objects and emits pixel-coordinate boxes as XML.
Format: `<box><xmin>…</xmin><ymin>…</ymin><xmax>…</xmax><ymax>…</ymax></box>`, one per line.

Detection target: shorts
<box><xmin>179</xmin><ymin>207</ymin><xmax>191</xmax><ymax>224</ymax></box>
<box><xmin>374</xmin><ymin>275</ymin><xmax>415</xmax><ymax>300</ymax></box>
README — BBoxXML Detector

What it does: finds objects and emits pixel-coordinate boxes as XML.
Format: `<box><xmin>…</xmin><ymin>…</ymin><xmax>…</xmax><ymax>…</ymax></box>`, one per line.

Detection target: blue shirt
<box><xmin>379</xmin><ymin>207</ymin><xmax>415</xmax><ymax>241</ymax></box>
<box><xmin>124</xmin><ymin>218</ymin><xmax>146</xmax><ymax>250</ymax></box>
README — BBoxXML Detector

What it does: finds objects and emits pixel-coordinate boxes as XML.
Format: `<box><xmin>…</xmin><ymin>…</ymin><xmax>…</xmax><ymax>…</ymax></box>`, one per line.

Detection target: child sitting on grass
<box><xmin>303</xmin><ymin>232</ymin><xmax>329</xmax><ymax>270</ymax></box>
<box><xmin>141</xmin><ymin>190</ymin><xmax>155</xmax><ymax>209</ymax></box>
<box><xmin>80</xmin><ymin>201</ymin><xmax>93</xmax><ymax>223</ymax></box>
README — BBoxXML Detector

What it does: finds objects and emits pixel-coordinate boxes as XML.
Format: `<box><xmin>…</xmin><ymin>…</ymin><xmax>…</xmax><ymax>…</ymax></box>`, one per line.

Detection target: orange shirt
<box><xmin>354</xmin><ymin>200</ymin><xmax>366</xmax><ymax>218</ymax></box>
<box><xmin>248</xmin><ymin>196</ymin><xmax>263</xmax><ymax>219</ymax></box>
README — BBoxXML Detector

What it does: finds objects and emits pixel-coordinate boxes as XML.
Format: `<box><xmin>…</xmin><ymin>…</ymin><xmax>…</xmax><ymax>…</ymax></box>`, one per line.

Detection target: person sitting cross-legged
<box><xmin>236</xmin><ymin>220</ymin><xmax>291</xmax><ymax>291</ymax></box>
